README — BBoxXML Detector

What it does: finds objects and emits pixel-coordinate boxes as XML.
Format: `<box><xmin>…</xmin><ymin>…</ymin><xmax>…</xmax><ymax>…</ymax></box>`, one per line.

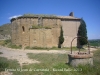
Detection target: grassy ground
<box><xmin>25</xmin><ymin>46</ymin><xmax>80</xmax><ymax>50</ymax></box>
<box><xmin>1</xmin><ymin>39</ymin><xmax>100</xmax><ymax>50</ymax></box>
<box><xmin>0</xmin><ymin>49</ymin><xmax>100</xmax><ymax>75</ymax></box>
<box><xmin>4</xmin><ymin>49</ymin><xmax>98</xmax><ymax>75</ymax></box>
<box><xmin>0</xmin><ymin>40</ymin><xmax>86</xmax><ymax>51</ymax></box>
<box><xmin>0</xmin><ymin>57</ymin><xmax>20</xmax><ymax>72</ymax></box>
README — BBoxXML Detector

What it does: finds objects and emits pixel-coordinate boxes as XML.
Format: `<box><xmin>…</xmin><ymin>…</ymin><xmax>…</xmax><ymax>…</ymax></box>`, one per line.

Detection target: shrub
<box><xmin>77</xmin><ymin>19</ymin><xmax>88</xmax><ymax>46</ymax></box>
<box><xmin>58</xmin><ymin>26</ymin><xmax>64</xmax><ymax>48</ymax></box>
<box><xmin>0</xmin><ymin>57</ymin><xmax>20</xmax><ymax>72</ymax></box>
<box><xmin>44</xmin><ymin>26</ymin><xmax>51</xmax><ymax>29</ymax></box>
<box><xmin>0</xmin><ymin>61</ymin><xmax>9</xmax><ymax>71</ymax></box>
<box><xmin>25</xmin><ymin>46</ymin><xmax>48</xmax><ymax>50</ymax></box>
<box><xmin>0</xmin><ymin>57</ymin><xmax>9</xmax><ymax>72</ymax></box>
<box><xmin>5</xmin><ymin>39</ymin><xmax>11</xmax><ymax>43</ymax></box>
<box><xmin>0</xmin><ymin>52</ymin><xmax>3</xmax><ymax>54</ymax></box>
<box><xmin>32</xmin><ymin>25</ymin><xmax>39</xmax><ymax>29</ymax></box>
<box><xmin>25</xmin><ymin>46</ymin><xmax>30</xmax><ymax>49</ymax></box>
<box><xmin>8</xmin><ymin>44</ymin><xmax>22</xmax><ymax>49</ymax></box>
<box><xmin>31</xmin><ymin>46</ymin><xmax>45</xmax><ymax>49</ymax></box>
<box><xmin>0</xmin><ymin>39</ymin><xmax>11</xmax><ymax>46</ymax></box>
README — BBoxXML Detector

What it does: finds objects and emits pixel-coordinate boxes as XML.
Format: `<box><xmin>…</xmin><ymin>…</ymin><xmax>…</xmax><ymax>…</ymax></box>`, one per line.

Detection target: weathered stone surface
<box><xmin>68</xmin><ymin>53</ymin><xmax>93</xmax><ymax>67</ymax></box>
<box><xmin>62</xmin><ymin>20</ymin><xmax>80</xmax><ymax>47</ymax></box>
<box><xmin>11</xmin><ymin>13</ymin><xmax>80</xmax><ymax>48</ymax></box>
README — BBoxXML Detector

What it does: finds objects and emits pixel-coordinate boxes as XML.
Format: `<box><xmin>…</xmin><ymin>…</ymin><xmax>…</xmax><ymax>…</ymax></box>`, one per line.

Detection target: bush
<box><xmin>8</xmin><ymin>44</ymin><xmax>22</xmax><ymax>49</ymax></box>
<box><xmin>5</xmin><ymin>39</ymin><xmax>11</xmax><ymax>43</ymax></box>
<box><xmin>25</xmin><ymin>46</ymin><xmax>30</xmax><ymax>49</ymax></box>
<box><xmin>77</xmin><ymin>19</ymin><xmax>88</xmax><ymax>46</ymax></box>
<box><xmin>0</xmin><ymin>57</ymin><xmax>9</xmax><ymax>72</ymax></box>
<box><xmin>31</xmin><ymin>46</ymin><xmax>47</xmax><ymax>49</ymax></box>
<box><xmin>0</xmin><ymin>52</ymin><xmax>3</xmax><ymax>54</ymax></box>
<box><xmin>44</xmin><ymin>26</ymin><xmax>51</xmax><ymax>29</ymax></box>
<box><xmin>0</xmin><ymin>57</ymin><xmax>20</xmax><ymax>72</ymax></box>
<box><xmin>0</xmin><ymin>39</ymin><xmax>11</xmax><ymax>46</ymax></box>
<box><xmin>25</xmin><ymin>46</ymin><xmax>48</xmax><ymax>50</ymax></box>
<box><xmin>0</xmin><ymin>61</ymin><xmax>9</xmax><ymax>71</ymax></box>
<box><xmin>32</xmin><ymin>25</ymin><xmax>39</xmax><ymax>29</ymax></box>
<box><xmin>58</xmin><ymin>26</ymin><xmax>64</xmax><ymax>48</ymax></box>
<box><xmin>4</xmin><ymin>39</ymin><xmax>11</xmax><ymax>45</ymax></box>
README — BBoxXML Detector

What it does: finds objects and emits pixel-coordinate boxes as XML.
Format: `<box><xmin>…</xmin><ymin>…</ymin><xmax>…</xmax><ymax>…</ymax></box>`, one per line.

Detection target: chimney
<box><xmin>69</xmin><ymin>12</ymin><xmax>74</xmax><ymax>17</ymax></box>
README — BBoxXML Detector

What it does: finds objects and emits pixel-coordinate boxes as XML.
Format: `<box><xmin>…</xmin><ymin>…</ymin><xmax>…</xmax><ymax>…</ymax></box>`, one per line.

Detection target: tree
<box><xmin>58</xmin><ymin>26</ymin><xmax>64</xmax><ymax>48</ymax></box>
<box><xmin>77</xmin><ymin>19</ymin><xmax>88</xmax><ymax>47</ymax></box>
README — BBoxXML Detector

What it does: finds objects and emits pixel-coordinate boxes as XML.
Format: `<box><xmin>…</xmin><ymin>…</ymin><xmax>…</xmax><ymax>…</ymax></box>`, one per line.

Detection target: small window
<box><xmin>22</xmin><ymin>26</ymin><xmax>25</xmax><ymax>32</ymax></box>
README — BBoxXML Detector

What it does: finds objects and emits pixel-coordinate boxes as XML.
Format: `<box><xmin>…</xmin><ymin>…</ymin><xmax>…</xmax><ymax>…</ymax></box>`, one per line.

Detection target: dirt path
<box><xmin>0</xmin><ymin>47</ymin><xmax>70</xmax><ymax>66</ymax></box>
<box><xmin>0</xmin><ymin>47</ymin><xmax>40</xmax><ymax>66</ymax></box>
<box><xmin>0</xmin><ymin>46</ymin><xmax>97</xmax><ymax>66</ymax></box>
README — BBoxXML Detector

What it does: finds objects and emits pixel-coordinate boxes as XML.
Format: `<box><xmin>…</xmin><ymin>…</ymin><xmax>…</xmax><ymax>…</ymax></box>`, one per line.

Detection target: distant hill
<box><xmin>88</xmin><ymin>39</ymin><xmax>100</xmax><ymax>41</ymax></box>
<box><xmin>0</xmin><ymin>23</ymin><xmax>11</xmax><ymax>34</ymax></box>
<box><xmin>88</xmin><ymin>39</ymin><xmax>100</xmax><ymax>47</ymax></box>
<box><xmin>0</xmin><ymin>23</ymin><xmax>11</xmax><ymax>40</ymax></box>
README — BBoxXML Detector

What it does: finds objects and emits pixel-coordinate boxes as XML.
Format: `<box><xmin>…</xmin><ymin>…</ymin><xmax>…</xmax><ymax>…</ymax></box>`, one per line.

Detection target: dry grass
<box><xmin>0</xmin><ymin>49</ymin><xmax>100</xmax><ymax>75</ymax></box>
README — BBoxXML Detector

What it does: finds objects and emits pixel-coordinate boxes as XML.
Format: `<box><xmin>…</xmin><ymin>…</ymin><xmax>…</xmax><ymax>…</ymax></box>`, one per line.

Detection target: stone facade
<box><xmin>11</xmin><ymin>12</ymin><xmax>80</xmax><ymax>48</ymax></box>
<box><xmin>68</xmin><ymin>53</ymin><xmax>93</xmax><ymax>67</ymax></box>
<box><xmin>62</xmin><ymin>20</ymin><xmax>80</xmax><ymax>47</ymax></box>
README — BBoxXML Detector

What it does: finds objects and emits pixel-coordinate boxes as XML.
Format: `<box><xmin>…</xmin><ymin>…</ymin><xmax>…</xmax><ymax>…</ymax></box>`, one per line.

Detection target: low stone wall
<box><xmin>68</xmin><ymin>53</ymin><xmax>93</xmax><ymax>67</ymax></box>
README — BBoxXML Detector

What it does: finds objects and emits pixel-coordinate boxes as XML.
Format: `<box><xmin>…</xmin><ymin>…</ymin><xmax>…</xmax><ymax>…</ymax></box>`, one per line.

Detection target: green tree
<box><xmin>58</xmin><ymin>26</ymin><xmax>64</xmax><ymax>48</ymax></box>
<box><xmin>77</xmin><ymin>19</ymin><xmax>88</xmax><ymax>47</ymax></box>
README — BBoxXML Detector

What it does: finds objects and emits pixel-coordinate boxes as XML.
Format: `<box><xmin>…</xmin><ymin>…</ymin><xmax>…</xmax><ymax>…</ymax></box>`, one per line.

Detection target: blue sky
<box><xmin>0</xmin><ymin>0</ymin><xmax>100</xmax><ymax>39</ymax></box>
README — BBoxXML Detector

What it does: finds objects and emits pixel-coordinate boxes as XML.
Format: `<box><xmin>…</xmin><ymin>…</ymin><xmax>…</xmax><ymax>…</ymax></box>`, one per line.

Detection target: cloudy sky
<box><xmin>0</xmin><ymin>0</ymin><xmax>100</xmax><ymax>39</ymax></box>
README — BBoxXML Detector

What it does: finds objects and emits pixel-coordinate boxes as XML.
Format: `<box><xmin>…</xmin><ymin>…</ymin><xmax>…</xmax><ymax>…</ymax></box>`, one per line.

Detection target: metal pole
<box><xmin>70</xmin><ymin>36</ymin><xmax>90</xmax><ymax>54</ymax></box>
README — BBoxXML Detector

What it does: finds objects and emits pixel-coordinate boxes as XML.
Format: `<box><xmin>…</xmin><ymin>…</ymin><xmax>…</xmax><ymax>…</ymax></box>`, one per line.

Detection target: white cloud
<box><xmin>8</xmin><ymin>15</ymin><xmax>22</xmax><ymax>19</ymax></box>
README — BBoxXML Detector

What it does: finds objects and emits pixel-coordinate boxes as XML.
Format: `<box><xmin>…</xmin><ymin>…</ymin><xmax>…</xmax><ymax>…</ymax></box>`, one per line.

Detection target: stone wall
<box><xmin>11</xmin><ymin>18</ymin><xmax>30</xmax><ymax>47</ymax></box>
<box><xmin>30</xmin><ymin>29</ymin><xmax>51</xmax><ymax>48</ymax></box>
<box><xmin>61</xmin><ymin>20</ymin><xmax>80</xmax><ymax>47</ymax></box>
<box><xmin>68</xmin><ymin>53</ymin><xmax>93</xmax><ymax>67</ymax></box>
<box><xmin>11</xmin><ymin>15</ymin><xmax>80</xmax><ymax>48</ymax></box>
<box><xmin>11</xmin><ymin>17</ymin><xmax>61</xmax><ymax>48</ymax></box>
<box><xmin>43</xmin><ymin>18</ymin><xmax>61</xmax><ymax>28</ymax></box>
<box><xmin>29</xmin><ymin>28</ymin><xmax>60</xmax><ymax>48</ymax></box>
